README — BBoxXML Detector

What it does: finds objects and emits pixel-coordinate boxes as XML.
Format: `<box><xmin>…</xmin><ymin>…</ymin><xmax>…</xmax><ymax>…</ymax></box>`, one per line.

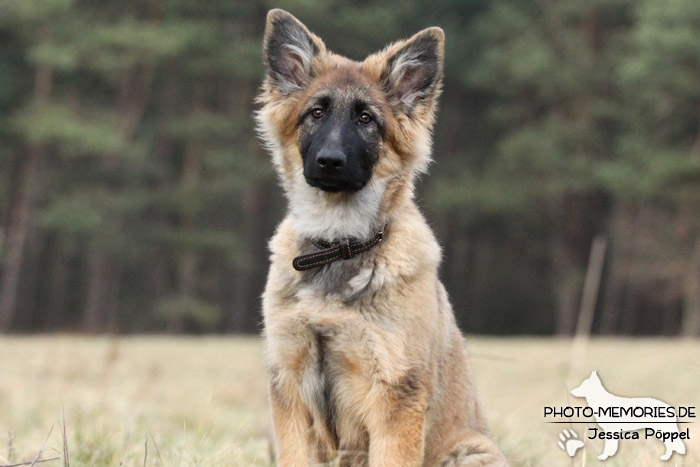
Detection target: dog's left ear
<box><xmin>382</xmin><ymin>27</ymin><xmax>444</xmax><ymax>114</ymax></box>
<box><xmin>263</xmin><ymin>9</ymin><xmax>326</xmax><ymax>94</ymax></box>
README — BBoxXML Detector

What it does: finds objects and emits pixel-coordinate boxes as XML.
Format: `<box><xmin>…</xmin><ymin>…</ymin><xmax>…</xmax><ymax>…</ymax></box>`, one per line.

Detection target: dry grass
<box><xmin>0</xmin><ymin>336</ymin><xmax>698</xmax><ymax>466</ymax></box>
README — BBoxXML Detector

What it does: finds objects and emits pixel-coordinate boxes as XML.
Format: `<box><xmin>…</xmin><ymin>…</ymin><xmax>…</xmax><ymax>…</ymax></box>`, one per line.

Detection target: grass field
<box><xmin>0</xmin><ymin>336</ymin><xmax>698</xmax><ymax>466</ymax></box>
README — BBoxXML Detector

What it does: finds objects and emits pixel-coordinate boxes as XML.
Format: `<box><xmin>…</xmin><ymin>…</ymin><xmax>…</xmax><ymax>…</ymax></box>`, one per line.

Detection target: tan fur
<box><xmin>257</xmin><ymin>9</ymin><xmax>508</xmax><ymax>467</ymax></box>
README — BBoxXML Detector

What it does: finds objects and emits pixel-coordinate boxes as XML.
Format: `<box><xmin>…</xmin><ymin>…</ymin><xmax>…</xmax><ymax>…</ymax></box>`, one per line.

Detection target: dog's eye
<box><xmin>359</xmin><ymin>112</ymin><xmax>373</xmax><ymax>124</ymax></box>
<box><xmin>311</xmin><ymin>108</ymin><xmax>324</xmax><ymax>119</ymax></box>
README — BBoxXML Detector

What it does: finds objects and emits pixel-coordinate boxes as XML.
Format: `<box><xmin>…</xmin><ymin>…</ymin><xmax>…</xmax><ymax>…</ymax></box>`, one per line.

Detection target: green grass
<box><xmin>0</xmin><ymin>337</ymin><xmax>698</xmax><ymax>466</ymax></box>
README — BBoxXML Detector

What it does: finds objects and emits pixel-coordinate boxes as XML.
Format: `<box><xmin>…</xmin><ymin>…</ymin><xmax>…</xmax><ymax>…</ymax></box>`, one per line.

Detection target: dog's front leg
<box><xmin>598</xmin><ymin>437</ymin><xmax>618</xmax><ymax>461</ymax></box>
<box><xmin>365</xmin><ymin>377</ymin><xmax>427</xmax><ymax>467</ymax></box>
<box><xmin>269</xmin><ymin>376</ymin><xmax>313</xmax><ymax>467</ymax></box>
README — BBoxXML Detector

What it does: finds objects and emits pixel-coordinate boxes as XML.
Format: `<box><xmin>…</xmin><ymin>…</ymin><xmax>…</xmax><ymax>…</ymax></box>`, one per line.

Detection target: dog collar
<box><xmin>292</xmin><ymin>227</ymin><xmax>385</xmax><ymax>271</ymax></box>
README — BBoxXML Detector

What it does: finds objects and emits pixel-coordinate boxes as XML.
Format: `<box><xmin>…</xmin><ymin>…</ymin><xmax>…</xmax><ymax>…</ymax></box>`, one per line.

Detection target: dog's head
<box><xmin>570</xmin><ymin>370</ymin><xmax>603</xmax><ymax>398</ymax></box>
<box><xmin>256</xmin><ymin>9</ymin><xmax>444</xmax><ymax>200</ymax></box>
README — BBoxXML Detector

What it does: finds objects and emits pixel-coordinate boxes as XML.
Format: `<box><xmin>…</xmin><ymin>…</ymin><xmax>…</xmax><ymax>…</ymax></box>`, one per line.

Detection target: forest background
<box><xmin>1</xmin><ymin>0</ymin><xmax>699</xmax><ymax>336</ymax></box>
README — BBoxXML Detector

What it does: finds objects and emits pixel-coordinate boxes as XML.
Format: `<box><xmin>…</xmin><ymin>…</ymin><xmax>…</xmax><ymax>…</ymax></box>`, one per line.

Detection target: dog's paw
<box><xmin>557</xmin><ymin>429</ymin><xmax>584</xmax><ymax>457</ymax></box>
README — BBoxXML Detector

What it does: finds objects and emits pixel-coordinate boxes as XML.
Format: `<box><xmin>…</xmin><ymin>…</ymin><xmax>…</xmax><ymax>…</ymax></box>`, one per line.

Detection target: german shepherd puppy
<box><xmin>256</xmin><ymin>9</ymin><xmax>508</xmax><ymax>467</ymax></box>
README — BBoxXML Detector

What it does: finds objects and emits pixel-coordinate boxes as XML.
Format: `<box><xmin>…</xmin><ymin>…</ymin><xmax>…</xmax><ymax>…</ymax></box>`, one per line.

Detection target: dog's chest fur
<box><xmin>294</xmin><ymin>239</ymin><xmax>381</xmax><ymax>301</ymax></box>
<box><xmin>301</xmin><ymin>322</ymin><xmax>370</xmax><ymax>458</ymax></box>
<box><xmin>281</xmin><ymin>254</ymin><xmax>390</xmax><ymax>458</ymax></box>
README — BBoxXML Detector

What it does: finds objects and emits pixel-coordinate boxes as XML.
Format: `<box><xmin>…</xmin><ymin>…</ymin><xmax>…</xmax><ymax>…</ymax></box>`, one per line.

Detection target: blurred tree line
<box><xmin>0</xmin><ymin>0</ymin><xmax>698</xmax><ymax>335</ymax></box>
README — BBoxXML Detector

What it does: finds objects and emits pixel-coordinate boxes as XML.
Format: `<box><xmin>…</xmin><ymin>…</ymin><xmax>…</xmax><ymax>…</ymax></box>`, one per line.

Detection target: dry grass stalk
<box><xmin>0</xmin><ymin>457</ymin><xmax>61</xmax><ymax>467</ymax></box>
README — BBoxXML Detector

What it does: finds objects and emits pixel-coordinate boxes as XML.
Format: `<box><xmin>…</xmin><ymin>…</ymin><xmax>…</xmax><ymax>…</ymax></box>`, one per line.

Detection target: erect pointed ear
<box><xmin>263</xmin><ymin>9</ymin><xmax>325</xmax><ymax>94</ymax></box>
<box><xmin>382</xmin><ymin>27</ymin><xmax>444</xmax><ymax>113</ymax></box>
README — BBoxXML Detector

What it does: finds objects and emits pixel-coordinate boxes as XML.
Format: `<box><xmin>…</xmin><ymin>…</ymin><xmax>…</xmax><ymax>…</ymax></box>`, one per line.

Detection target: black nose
<box><xmin>316</xmin><ymin>149</ymin><xmax>346</xmax><ymax>173</ymax></box>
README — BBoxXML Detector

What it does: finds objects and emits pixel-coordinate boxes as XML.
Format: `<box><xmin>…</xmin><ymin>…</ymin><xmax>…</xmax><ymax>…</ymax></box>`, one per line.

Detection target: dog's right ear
<box><xmin>381</xmin><ymin>27</ymin><xmax>444</xmax><ymax>114</ymax></box>
<box><xmin>263</xmin><ymin>9</ymin><xmax>325</xmax><ymax>94</ymax></box>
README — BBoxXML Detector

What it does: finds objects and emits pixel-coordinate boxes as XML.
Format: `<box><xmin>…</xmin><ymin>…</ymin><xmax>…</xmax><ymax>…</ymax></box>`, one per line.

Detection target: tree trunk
<box><xmin>574</xmin><ymin>235</ymin><xmax>607</xmax><ymax>337</ymax></box>
<box><xmin>445</xmin><ymin>224</ymin><xmax>472</xmax><ymax>328</ymax></box>
<box><xmin>552</xmin><ymin>232</ymin><xmax>580</xmax><ymax>336</ymax></box>
<box><xmin>0</xmin><ymin>65</ymin><xmax>52</xmax><ymax>332</ymax></box>
<box><xmin>681</xmin><ymin>108</ymin><xmax>700</xmax><ymax>336</ymax></box>
<box><xmin>226</xmin><ymin>178</ymin><xmax>273</xmax><ymax>333</ymax></box>
<box><xmin>83</xmin><ymin>244</ymin><xmax>119</xmax><ymax>332</ymax></box>
<box><xmin>81</xmin><ymin>0</ymin><xmax>158</xmax><ymax>333</ymax></box>
<box><xmin>681</xmin><ymin>236</ymin><xmax>700</xmax><ymax>336</ymax></box>
<box><xmin>81</xmin><ymin>62</ymin><xmax>154</xmax><ymax>332</ymax></box>
<box><xmin>169</xmin><ymin>136</ymin><xmax>201</xmax><ymax>333</ymax></box>
<box><xmin>600</xmin><ymin>261</ymin><xmax>623</xmax><ymax>335</ymax></box>
<box><xmin>46</xmin><ymin>238</ymin><xmax>71</xmax><ymax>331</ymax></box>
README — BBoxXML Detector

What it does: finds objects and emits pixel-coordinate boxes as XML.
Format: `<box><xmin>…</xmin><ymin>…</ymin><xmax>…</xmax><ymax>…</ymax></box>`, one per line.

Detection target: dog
<box><xmin>571</xmin><ymin>370</ymin><xmax>686</xmax><ymax>461</ymax></box>
<box><xmin>256</xmin><ymin>9</ymin><xmax>508</xmax><ymax>466</ymax></box>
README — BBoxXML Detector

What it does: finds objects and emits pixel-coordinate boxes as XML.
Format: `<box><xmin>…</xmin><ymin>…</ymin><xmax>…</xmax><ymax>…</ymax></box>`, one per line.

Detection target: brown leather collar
<box><xmin>292</xmin><ymin>227</ymin><xmax>385</xmax><ymax>271</ymax></box>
